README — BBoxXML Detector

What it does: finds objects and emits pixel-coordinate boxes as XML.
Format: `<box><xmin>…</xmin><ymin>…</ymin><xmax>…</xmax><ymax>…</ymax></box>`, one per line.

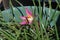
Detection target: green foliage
<box><xmin>0</xmin><ymin>0</ymin><xmax>60</xmax><ymax>40</ymax></box>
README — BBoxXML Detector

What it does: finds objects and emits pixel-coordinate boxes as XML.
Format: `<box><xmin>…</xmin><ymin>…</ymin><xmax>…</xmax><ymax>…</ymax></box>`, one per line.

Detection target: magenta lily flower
<box><xmin>20</xmin><ymin>8</ymin><xmax>33</xmax><ymax>25</ymax></box>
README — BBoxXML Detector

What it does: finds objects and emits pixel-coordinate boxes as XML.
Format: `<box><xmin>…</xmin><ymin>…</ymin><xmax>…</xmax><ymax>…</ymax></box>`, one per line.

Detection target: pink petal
<box><xmin>20</xmin><ymin>21</ymin><xmax>27</xmax><ymax>25</ymax></box>
<box><xmin>25</xmin><ymin>8</ymin><xmax>32</xmax><ymax>16</ymax></box>
<box><xmin>29</xmin><ymin>21</ymin><xmax>32</xmax><ymax>24</ymax></box>
<box><xmin>20</xmin><ymin>16</ymin><xmax>26</xmax><ymax>20</ymax></box>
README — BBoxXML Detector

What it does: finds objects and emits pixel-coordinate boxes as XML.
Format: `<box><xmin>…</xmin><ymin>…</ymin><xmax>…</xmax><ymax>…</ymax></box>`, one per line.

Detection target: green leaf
<box><xmin>2</xmin><ymin>9</ymin><xmax>13</xmax><ymax>22</ymax></box>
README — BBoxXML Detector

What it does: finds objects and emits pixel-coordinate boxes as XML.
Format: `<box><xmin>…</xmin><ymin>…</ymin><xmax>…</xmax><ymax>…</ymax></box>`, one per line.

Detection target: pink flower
<box><xmin>20</xmin><ymin>8</ymin><xmax>33</xmax><ymax>25</ymax></box>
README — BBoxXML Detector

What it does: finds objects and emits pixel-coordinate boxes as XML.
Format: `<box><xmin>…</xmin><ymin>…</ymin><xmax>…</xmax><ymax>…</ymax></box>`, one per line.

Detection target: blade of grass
<box><xmin>6</xmin><ymin>22</ymin><xmax>21</xmax><ymax>39</ymax></box>
<box><xmin>40</xmin><ymin>24</ymin><xmax>44</xmax><ymax>40</ymax></box>
<box><xmin>32</xmin><ymin>0</ymin><xmax>36</xmax><ymax>6</ymax></box>
<box><xmin>34</xmin><ymin>19</ymin><xmax>41</xmax><ymax>40</ymax></box>
<box><xmin>9</xmin><ymin>0</ymin><xmax>14</xmax><ymax>17</ymax></box>
<box><xmin>55</xmin><ymin>25</ymin><xmax>59</xmax><ymax>40</ymax></box>
<box><xmin>15</xmin><ymin>0</ymin><xmax>26</xmax><ymax>14</ymax></box>
<box><xmin>0</xmin><ymin>28</ymin><xmax>16</xmax><ymax>40</ymax></box>
<box><xmin>38</xmin><ymin>0</ymin><xmax>42</xmax><ymax>20</ymax></box>
<box><xmin>42</xmin><ymin>23</ymin><xmax>49</xmax><ymax>40</ymax></box>
<box><xmin>24</xmin><ymin>29</ymin><xmax>28</xmax><ymax>40</ymax></box>
<box><xmin>48</xmin><ymin>0</ymin><xmax>52</xmax><ymax>19</ymax></box>
<box><xmin>55</xmin><ymin>0</ymin><xmax>60</xmax><ymax>8</ymax></box>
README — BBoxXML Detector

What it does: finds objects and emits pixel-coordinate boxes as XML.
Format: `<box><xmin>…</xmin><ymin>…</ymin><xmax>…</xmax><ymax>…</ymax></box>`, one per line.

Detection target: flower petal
<box><xmin>26</xmin><ymin>8</ymin><xmax>32</xmax><ymax>16</ymax></box>
<box><xmin>20</xmin><ymin>21</ymin><xmax>27</xmax><ymax>25</ymax></box>
<box><xmin>20</xmin><ymin>16</ymin><xmax>26</xmax><ymax>20</ymax></box>
<box><xmin>29</xmin><ymin>21</ymin><xmax>32</xmax><ymax>24</ymax></box>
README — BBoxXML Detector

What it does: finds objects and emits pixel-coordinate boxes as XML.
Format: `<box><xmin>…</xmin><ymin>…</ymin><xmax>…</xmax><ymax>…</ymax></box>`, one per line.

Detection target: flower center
<box><xmin>27</xmin><ymin>15</ymin><xmax>33</xmax><ymax>22</ymax></box>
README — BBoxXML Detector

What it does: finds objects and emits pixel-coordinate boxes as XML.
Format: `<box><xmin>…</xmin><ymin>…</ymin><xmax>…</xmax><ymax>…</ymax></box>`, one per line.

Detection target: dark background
<box><xmin>0</xmin><ymin>0</ymin><xmax>60</xmax><ymax>10</ymax></box>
